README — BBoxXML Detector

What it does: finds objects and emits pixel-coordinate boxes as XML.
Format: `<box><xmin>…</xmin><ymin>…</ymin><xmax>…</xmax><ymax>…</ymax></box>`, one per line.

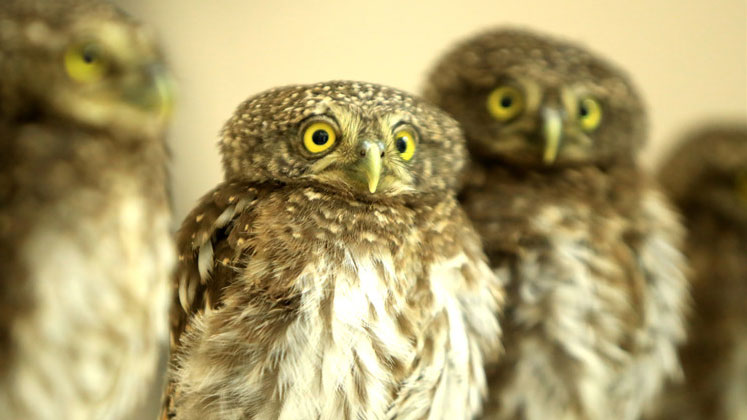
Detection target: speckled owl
<box><xmin>161</xmin><ymin>81</ymin><xmax>503</xmax><ymax>420</ymax></box>
<box><xmin>0</xmin><ymin>0</ymin><xmax>174</xmax><ymax>418</ymax></box>
<box><xmin>647</xmin><ymin>124</ymin><xmax>747</xmax><ymax>420</ymax></box>
<box><xmin>423</xmin><ymin>28</ymin><xmax>689</xmax><ymax>420</ymax></box>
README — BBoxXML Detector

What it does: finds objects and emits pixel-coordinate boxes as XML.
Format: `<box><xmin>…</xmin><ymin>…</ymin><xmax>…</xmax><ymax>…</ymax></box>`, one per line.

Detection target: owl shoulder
<box><xmin>170</xmin><ymin>181</ymin><xmax>263</xmax><ymax>345</ymax></box>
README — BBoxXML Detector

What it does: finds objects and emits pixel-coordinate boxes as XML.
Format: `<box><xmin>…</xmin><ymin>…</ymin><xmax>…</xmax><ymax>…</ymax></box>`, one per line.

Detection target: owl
<box><xmin>423</xmin><ymin>28</ymin><xmax>689</xmax><ymax>420</ymax></box>
<box><xmin>647</xmin><ymin>124</ymin><xmax>747</xmax><ymax>420</ymax></box>
<box><xmin>161</xmin><ymin>81</ymin><xmax>503</xmax><ymax>420</ymax></box>
<box><xmin>0</xmin><ymin>0</ymin><xmax>174</xmax><ymax>419</ymax></box>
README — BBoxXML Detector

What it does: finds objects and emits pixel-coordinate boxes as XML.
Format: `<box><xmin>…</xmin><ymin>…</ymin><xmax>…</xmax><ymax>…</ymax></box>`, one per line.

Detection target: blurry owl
<box><xmin>161</xmin><ymin>81</ymin><xmax>503</xmax><ymax>420</ymax></box>
<box><xmin>646</xmin><ymin>124</ymin><xmax>747</xmax><ymax>420</ymax></box>
<box><xmin>0</xmin><ymin>0</ymin><xmax>174</xmax><ymax>418</ymax></box>
<box><xmin>423</xmin><ymin>28</ymin><xmax>689</xmax><ymax>420</ymax></box>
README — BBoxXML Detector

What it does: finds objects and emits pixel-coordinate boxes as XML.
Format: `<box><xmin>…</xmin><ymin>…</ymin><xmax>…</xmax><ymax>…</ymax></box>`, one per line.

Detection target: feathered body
<box><xmin>0</xmin><ymin>1</ymin><xmax>174</xmax><ymax>418</ymax></box>
<box><xmin>648</xmin><ymin>125</ymin><xmax>747</xmax><ymax>420</ymax></box>
<box><xmin>461</xmin><ymin>164</ymin><xmax>686</xmax><ymax>420</ymax></box>
<box><xmin>163</xmin><ymin>81</ymin><xmax>502</xmax><ymax>420</ymax></box>
<box><xmin>424</xmin><ymin>28</ymin><xmax>689</xmax><ymax>419</ymax></box>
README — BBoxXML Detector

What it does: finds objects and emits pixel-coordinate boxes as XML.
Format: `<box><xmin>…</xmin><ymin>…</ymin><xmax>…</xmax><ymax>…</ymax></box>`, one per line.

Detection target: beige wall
<box><xmin>115</xmin><ymin>0</ymin><xmax>747</xmax><ymax>224</ymax></box>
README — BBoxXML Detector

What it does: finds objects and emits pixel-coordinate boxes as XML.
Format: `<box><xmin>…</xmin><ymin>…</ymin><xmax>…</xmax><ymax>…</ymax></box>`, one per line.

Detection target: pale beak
<box><xmin>151</xmin><ymin>64</ymin><xmax>175</xmax><ymax>119</ymax></box>
<box><xmin>358</xmin><ymin>141</ymin><xmax>383</xmax><ymax>193</ymax></box>
<box><xmin>542</xmin><ymin>108</ymin><xmax>563</xmax><ymax>165</ymax></box>
<box><xmin>123</xmin><ymin>63</ymin><xmax>175</xmax><ymax>118</ymax></box>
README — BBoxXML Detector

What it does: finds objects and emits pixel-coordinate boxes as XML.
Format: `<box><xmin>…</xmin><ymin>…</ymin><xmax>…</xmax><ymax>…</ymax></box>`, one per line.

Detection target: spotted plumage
<box><xmin>162</xmin><ymin>81</ymin><xmax>503</xmax><ymax>419</ymax></box>
<box><xmin>0</xmin><ymin>0</ymin><xmax>174</xmax><ymax>418</ymax></box>
<box><xmin>423</xmin><ymin>28</ymin><xmax>689</xmax><ymax>419</ymax></box>
<box><xmin>647</xmin><ymin>124</ymin><xmax>747</xmax><ymax>420</ymax></box>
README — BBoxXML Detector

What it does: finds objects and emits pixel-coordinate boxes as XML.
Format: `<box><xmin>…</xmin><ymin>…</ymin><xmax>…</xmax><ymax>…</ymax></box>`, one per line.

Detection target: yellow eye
<box><xmin>578</xmin><ymin>97</ymin><xmax>602</xmax><ymax>131</ymax></box>
<box><xmin>303</xmin><ymin>122</ymin><xmax>337</xmax><ymax>154</ymax></box>
<box><xmin>395</xmin><ymin>129</ymin><xmax>416</xmax><ymax>161</ymax></box>
<box><xmin>486</xmin><ymin>86</ymin><xmax>524</xmax><ymax>121</ymax></box>
<box><xmin>64</xmin><ymin>42</ymin><xmax>109</xmax><ymax>83</ymax></box>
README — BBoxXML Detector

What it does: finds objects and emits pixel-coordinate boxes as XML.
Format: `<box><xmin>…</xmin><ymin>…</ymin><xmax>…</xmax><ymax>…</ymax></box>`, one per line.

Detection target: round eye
<box><xmin>578</xmin><ymin>97</ymin><xmax>602</xmax><ymax>131</ymax></box>
<box><xmin>303</xmin><ymin>122</ymin><xmax>337</xmax><ymax>154</ymax></box>
<box><xmin>486</xmin><ymin>86</ymin><xmax>524</xmax><ymax>121</ymax></box>
<box><xmin>64</xmin><ymin>42</ymin><xmax>109</xmax><ymax>83</ymax></box>
<box><xmin>395</xmin><ymin>129</ymin><xmax>416</xmax><ymax>161</ymax></box>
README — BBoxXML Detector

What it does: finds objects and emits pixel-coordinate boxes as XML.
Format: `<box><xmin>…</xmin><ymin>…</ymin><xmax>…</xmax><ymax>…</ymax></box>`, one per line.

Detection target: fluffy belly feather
<box><xmin>175</xmin><ymin>248</ymin><xmax>495</xmax><ymax>420</ymax></box>
<box><xmin>1</xmin><ymin>193</ymin><xmax>173</xmax><ymax>420</ymax></box>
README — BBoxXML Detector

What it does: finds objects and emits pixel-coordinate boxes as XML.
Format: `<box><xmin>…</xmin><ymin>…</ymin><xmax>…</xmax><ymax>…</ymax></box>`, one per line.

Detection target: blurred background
<box><xmin>113</xmin><ymin>0</ymin><xmax>746</xmax><ymax>227</ymax></box>
<box><xmin>107</xmin><ymin>1</ymin><xmax>745</xmax><ymax>417</ymax></box>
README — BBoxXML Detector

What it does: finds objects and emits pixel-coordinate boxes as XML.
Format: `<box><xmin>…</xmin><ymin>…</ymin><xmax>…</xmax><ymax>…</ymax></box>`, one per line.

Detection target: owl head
<box><xmin>659</xmin><ymin>124</ymin><xmax>747</xmax><ymax>228</ymax></box>
<box><xmin>0</xmin><ymin>0</ymin><xmax>173</xmax><ymax>135</ymax></box>
<box><xmin>423</xmin><ymin>28</ymin><xmax>646</xmax><ymax>168</ymax></box>
<box><xmin>220</xmin><ymin>81</ymin><xmax>466</xmax><ymax>200</ymax></box>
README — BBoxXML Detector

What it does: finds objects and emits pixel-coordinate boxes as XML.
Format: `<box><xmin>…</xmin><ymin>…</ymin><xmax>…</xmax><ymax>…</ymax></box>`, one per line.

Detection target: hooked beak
<box><xmin>542</xmin><ymin>108</ymin><xmax>563</xmax><ymax>165</ymax></box>
<box><xmin>362</xmin><ymin>142</ymin><xmax>382</xmax><ymax>193</ymax></box>
<box><xmin>152</xmin><ymin>65</ymin><xmax>175</xmax><ymax>119</ymax></box>
<box><xmin>350</xmin><ymin>141</ymin><xmax>383</xmax><ymax>193</ymax></box>
<box><xmin>123</xmin><ymin>63</ymin><xmax>175</xmax><ymax>119</ymax></box>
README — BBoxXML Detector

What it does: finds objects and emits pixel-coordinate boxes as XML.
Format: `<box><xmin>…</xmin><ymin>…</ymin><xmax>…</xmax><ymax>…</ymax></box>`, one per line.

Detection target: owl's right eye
<box><xmin>64</xmin><ymin>42</ymin><xmax>110</xmax><ymax>83</ymax></box>
<box><xmin>487</xmin><ymin>86</ymin><xmax>524</xmax><ymax>121</ymax></box>
<box><xmin>303</xmin><ymin>122</ymin><xmax>337</xmax><ymax>154</ymax></box>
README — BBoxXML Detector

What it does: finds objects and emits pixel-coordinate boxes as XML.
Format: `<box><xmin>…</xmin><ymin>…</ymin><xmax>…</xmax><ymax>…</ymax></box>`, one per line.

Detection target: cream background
<box><xmin>114</xmin><ymin>0</ymin><xmax>746</xmax><ymax>225</ymax></box>
<box><xmin>110</xmin><ymin>1</ymin><xmax>746</xmax><ymax>417</ymax></box>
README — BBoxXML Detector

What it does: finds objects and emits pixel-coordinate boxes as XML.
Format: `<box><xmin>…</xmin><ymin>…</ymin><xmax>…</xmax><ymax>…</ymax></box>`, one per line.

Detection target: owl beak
<box><xmin>123</xmin><ymin>63</ymin><xmax>175</xmax><ymax>118</ymax></box>
<box><xmin>542</xmin><ymin>108</ymin><xmax>563</xmax><ymax>165</ymax></box>
<box><xmin>150</xmin><ymin>64</ymin><xmax>176</xmax><ymax>119</ymax></box>
<box><xmin>354</xmin><ymin>141</ymin><xmax>383</xmax><ymax>193</ymax></box>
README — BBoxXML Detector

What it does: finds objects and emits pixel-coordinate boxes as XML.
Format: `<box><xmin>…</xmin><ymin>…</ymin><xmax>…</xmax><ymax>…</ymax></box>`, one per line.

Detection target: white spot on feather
<box><xmin>197</xmin><ymin>240</ymin><xmax>214</xmax><ymax>282</ymax></box>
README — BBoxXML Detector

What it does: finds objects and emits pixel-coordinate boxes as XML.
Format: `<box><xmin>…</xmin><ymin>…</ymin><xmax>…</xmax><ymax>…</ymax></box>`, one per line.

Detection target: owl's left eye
<box><xmin>64</xmin><ymin>42</ymin><xmax>110</xmax><ymax>83</ymax></box>
<box><xmin>578</xmin><ymin>97</ymin><xmax>602</xmax><ymax>132</ymax></box>
<box><xmin>303</xmin><ymin>121</ymin><xmax>337</xmax><ymax>154</ymax></box>
<box><xmin>394</xmin><ymin>128</ymin><xmax>416</xmax><ymax>161</ymax></box>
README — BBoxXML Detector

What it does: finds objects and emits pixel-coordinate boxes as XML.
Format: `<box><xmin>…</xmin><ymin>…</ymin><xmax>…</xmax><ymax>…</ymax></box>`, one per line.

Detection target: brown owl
<box><xmin>423</xmin><ymin>28</ymin><xmax>689</xmax><ymax>419</ymax></box>
<box><xmin>161</xmin><ymin>81</ymin><xmax>503</xmax><ymax>420</ymax></box>
<box><xmin>0</xmin><ymin>0</ymin><xmax>174</xmax><ymax>418</ymax></box>
<box><xmin>647</xmin><ymin>124</ymin><xmax>747</xmax><ymax>420</ymax></box>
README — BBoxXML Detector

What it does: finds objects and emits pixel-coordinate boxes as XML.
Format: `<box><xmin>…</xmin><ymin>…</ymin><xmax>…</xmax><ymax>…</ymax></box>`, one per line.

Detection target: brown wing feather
<box><xmin>161</xmin><ymin>181</ymin><xmax>262</xmax><ymax>419</ymax></box>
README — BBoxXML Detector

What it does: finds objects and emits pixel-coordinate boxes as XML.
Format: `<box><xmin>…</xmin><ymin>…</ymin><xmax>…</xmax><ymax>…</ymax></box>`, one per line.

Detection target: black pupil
<box><xmin>579</xmin><ymin>103</ymin><xmax>589</xmax><ymax>117</ymax></box>
<box><xmin>82</xmin><ymin>46</ymin><xmax>98</xmax><ymax>64</ymax></box>
<box><xmin>500</xmin><ymin>95</ymin><xmax>513</xmax><ymax>108</ymax></box>
<box><xmin>396</xmin><ymin>137</ymin><xmax>408</xmax><ymax>153</ymax></box>
<box><xmin>312</xmin><ymin>130</ymin><xmax>329</xmax><ymax>145</ymax></box>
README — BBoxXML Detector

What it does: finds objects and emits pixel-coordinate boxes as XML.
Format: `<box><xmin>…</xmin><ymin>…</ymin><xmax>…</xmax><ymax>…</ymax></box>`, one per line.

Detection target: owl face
<box><xmin>0</xmin><ymin>0</ymin><xmax>173</xmax><ymax>134</ymax></box>
<box><xmin>695</xmin><ymin>164</ymin><xmax>747</xmax><ymax>227</ymax></box>
<box><xmin>424</xmin><ymin>28</ymin><xmax>646</xmax><ymax>168</ymax></box>
<box><xmin>220</xmin><ymin>81</ymin><xmax>466</xmax><ymax>199</ymax></box>
<box><xmin>660</xmin><ymin>126</ymin><xmax>747</xmax><ymax>227</ymax></box>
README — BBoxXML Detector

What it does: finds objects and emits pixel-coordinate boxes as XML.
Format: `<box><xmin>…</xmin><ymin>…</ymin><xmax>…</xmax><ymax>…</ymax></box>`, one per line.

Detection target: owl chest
<box><xmin>25</xmin><ymin>186</ymin><xmax>172</xmax><ymax>317</ymax></box>
<box><xmin>16</xmin><ymin>188</ymin><xmax>172</xmax><ymax>419</ymax></box>
<box><xmin>516</xmin><ymin>201</ymin><xmax>639</xmax><ymax>308</ymax></box>
<box><xmin>217</xmin><ymin>237</ymin><xmax>472</xmax><ymax>418</ymax></box>
<box><xmin>486</xmin><ymin>190</ymin><xmax>646</xmax><ymax>358</ymax></box>
<box><xmin>195</xmin><ymin>195</ymin><xmax>486</xmax><ymax>418</ymax></box>
<box><xmin>482</xmin><ymin>197</ymin><xmax>652</xmax><ymax>418</ymax></box>
<box><xmin>230</xmin><ymin>249</ymin><xmax>424</xmax><ymax>419</ymax></box>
